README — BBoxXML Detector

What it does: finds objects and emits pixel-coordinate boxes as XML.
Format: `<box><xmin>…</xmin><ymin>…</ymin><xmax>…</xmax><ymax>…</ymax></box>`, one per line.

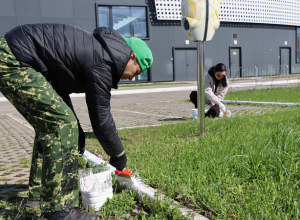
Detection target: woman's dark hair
<box><xmin>208</xmin><ymin>63</ymin><xmax>228</xmax><ymax>87</ymax></box>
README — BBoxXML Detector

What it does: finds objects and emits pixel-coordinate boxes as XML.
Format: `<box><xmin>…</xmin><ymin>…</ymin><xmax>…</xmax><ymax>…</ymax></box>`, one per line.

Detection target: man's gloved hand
<box><xmin>110</xmin><ymin>152</ymin><xmax>127</xmax><ymax>171</ymax></box>
<box><xmin>219</xmin><ymin>103</ymin><xmax>226</xmax><ymax>112</ymax></box>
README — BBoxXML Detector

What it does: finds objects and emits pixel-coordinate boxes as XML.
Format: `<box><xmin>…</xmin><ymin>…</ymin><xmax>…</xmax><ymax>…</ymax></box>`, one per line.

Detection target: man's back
<box><xmin>4</xmin><ymin>24</ymin><xmax>131</xmax><ymax>93</ymax></box>
<box><xmin>5</xmin><ymin>24</ymin><xmax>101</xmax><ymax>93</ymax></box>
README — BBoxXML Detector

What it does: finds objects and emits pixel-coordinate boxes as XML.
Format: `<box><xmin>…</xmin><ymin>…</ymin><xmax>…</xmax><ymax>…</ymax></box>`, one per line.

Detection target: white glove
<box><xmin>219</xmin><ymin>103</ymin><xmax>226</xmax><ymax>112</ymax></box>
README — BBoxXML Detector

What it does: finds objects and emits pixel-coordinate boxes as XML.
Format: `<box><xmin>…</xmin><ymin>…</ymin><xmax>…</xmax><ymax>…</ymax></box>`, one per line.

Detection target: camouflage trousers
<box><xmin>0</xmin><ymin>37</ymin><xmax>79</xmax><ymax>213</ymax></box>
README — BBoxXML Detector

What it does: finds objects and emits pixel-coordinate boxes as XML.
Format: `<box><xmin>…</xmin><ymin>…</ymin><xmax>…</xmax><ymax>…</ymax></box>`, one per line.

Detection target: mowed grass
<box><xmin>120</xmin><ymin>110</ymin><xmax>300</xmax><ymax>219</ymax></box>
<box><xmin>226</xmin><ymin>86</ymin><xmax>300</xmax><ymax>103</ymax></box>
<box><xmin>86</xmin><ymin>87</ymin><xmax>300</xmax><ymax>219</ymax></box>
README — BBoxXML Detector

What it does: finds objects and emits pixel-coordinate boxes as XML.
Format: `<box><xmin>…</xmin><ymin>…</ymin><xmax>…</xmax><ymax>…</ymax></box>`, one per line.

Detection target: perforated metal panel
<box><xmin>153</xmin><ymin>0</ymin><xmax>300</xmax><ymax>26</ymax></box>
<box><xmin>219</xmin><ymin>0</ymin><xmax>300</xmax><ymax>26</ymax></box>
<box><xmin>154</xmin><ymin>0</ymin><xmax>182</xmax><ymax>20</ymax></box>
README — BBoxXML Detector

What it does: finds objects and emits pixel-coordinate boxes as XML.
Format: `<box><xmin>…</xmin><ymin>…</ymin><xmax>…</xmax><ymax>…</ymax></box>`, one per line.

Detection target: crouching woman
<box><xmin>204</xmin><ymin>63</ymin><xmax>229</xmax><ymax>118</ymax></box>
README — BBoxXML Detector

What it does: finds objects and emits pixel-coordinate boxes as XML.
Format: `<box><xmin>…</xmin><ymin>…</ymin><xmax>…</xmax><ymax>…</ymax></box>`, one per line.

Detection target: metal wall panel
<box><xmin>0</xmin><ymin>18</ymin><xmax>17</xmax><ymax>33</ymax></box>
<box><xmin>16</xmin><ymin>17</ymin><xmax>42</xmax><ymax>25</ymax></box>
<box><xmin>74</xmin><ymin>0</ymin><xmax>96</xmax><ymax>18</ymax></box>
<box><xmin>15</xmin><ymin>0</ymin><xmax>41</xmax><ymax>17</ymax></box>
<box><xmin>40</xmin><ymin>18</ymin><xmax>75</xmax><ymax>25</ymax></box>
<box><xmin>74</xmin><ymin>18</ymin><xmax>96</xmax><ymax>32</ymax></box>
<box><xmin>149</xmin><ymin>27</ymin><xmax>175</xmax><ymax>81</ymax></box>
<box><xmin>0</xmin><ymin>0</ymin><xmax>15</xmax><ymax>17</ymax></box>
<box><xmin>40</xmin><ymin>0</ymin><xmax>74</xmax><ymax>18</ymax></box>
<box><xmin>0</xmin><ymin>0</ymin><xmax>299</xmax><ymax>81</ymax></box>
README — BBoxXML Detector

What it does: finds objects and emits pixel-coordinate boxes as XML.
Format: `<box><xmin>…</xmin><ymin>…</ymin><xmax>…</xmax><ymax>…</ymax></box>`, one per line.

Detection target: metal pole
<box><xmin>286</xmin><ymin>65</ymin><xmax>289</xmax><ymax>87</ymax></box>
<box><xmin>197</xmin><ymin>41</ymin><xmax>205</xmax><ymax>136</ymax></box>
<box><xmin>255</xmin><ymin>66</ymin><xmax>258</xmax><ymax>89</ymax></box>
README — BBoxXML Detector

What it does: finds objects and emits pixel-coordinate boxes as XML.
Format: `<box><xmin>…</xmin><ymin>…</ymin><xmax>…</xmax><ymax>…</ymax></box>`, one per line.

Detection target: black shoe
<box><xmin>41</xmin><ymin>207</ymin><xmax>98</xmax><ymax>220</ymax></box>
<box><xmin>25</xmin><ymin>200</ymin><xmax>40</xmax><ymax>208</ymax></box>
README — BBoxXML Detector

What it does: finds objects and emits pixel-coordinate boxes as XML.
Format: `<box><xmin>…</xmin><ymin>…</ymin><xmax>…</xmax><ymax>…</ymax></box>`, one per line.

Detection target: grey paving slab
<box><xmin>0</xmin><ymin>115</ymin><xmax>32</xmax><ymax>185</ymax></box>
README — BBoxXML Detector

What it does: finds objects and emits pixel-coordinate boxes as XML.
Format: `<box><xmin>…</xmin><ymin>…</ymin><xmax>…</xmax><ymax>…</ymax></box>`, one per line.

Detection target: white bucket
<box><xmin>82</xmin><ymin>200</ymin><xmax>107</xmax><ymax>211</ymax></box>
<box><xmin>81</xmin><ymin>187</ymin><xmax>113</xmax><ymax>198</ymax></box>
<box><xmin>79</xmin><ymin>167</ymin><xmax>113</xmax><ymax>211</ymax></box>
<box><xmin>81</xmin><ymin>190</ymin><xmax>113</xmax><ymax>211</ymax></box>
<box><xmin>93</xmin><ymin>169</ymin><xmax>112</xmax><ymax>183</ymax></box>
<box><xmin>82</xmin><ymin>189</ymin><xmax>113</xmax><ymax>204</ymax></box>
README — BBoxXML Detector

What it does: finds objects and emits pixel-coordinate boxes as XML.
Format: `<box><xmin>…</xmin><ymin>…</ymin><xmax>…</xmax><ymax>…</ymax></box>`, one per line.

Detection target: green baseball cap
<box><xmin>122</xmin><ymin>36</ymin><xmax>153</xmax><ymax>73</ymax></box>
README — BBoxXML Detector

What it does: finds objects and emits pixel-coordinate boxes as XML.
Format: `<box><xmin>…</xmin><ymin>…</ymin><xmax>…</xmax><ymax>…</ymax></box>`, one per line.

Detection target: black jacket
<box><xmin>5</xmin><ymin>23</ymin><xmax>132</xmax><ymax>156</ymax></box>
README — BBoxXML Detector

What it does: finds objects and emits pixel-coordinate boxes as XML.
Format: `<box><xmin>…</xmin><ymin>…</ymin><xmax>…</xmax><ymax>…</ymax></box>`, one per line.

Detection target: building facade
<box><xmin>0</xmin><ymin>0</ymin><xmax>299</xmax><ymax>83</ymax></box>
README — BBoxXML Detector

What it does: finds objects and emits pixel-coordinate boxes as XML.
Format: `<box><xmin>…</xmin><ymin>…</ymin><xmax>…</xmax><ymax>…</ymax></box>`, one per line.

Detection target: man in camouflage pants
<box><xmin>0</xmin><ymin>23</ymin><xmax>153</xmax><ymax>220</ymax></box>
<box><xmin>0</xmin><ymin>36</ymin><xmax>84</xmax><ymax>217</ymax></box>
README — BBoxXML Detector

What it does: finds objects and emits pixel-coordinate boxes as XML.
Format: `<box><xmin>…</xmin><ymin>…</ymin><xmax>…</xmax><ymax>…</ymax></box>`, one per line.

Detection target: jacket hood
<box><xmin>93</xmin><ymin>27</ymin><xmax>132</xmax><ymax>89</ymax></box>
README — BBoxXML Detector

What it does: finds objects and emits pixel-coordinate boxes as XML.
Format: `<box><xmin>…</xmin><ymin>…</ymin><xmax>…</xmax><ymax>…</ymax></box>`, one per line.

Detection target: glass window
<box><xmin>98</xmin><ymin>6</ymin><xmax>148</xmax><ymax>38</ymax></box>
<box><xmin>98</xmin><ymin>7</ymin><xmax>110</xmax><ymax>27</ymax></box>
<box><xmin>138</xmin><ymin>70</ymin><xmax>148</xmax><ymax>81</ymax></box>
<box><xmin>119</xmin><ymin>70</ymin><xmax>148</xmax><ymax>83</ymax></box>
<box><xmin>98</xmin><ymin>5</ymin><xmax>150</xmax><ymax>82</ymax></box>
<box><xmin>297</xmin><ymin>28</ymin><xmax>300</xmax><ymax>63</ymax></box>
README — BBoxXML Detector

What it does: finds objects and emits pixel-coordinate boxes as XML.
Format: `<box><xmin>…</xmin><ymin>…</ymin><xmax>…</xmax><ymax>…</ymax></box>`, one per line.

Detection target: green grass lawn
<box><xmin>85</xmin><ymin>87</ymin><xmax>300</xmax><ymax>219</ymax></box>
<box><xmin>226</xmin><ymin>87</ymin><xmax>300</xmax><ymax>103</ymax></box>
